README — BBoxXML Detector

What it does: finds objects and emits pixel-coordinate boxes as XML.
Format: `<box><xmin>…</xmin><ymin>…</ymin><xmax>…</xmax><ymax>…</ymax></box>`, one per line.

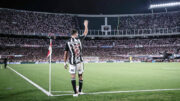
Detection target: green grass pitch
<box><xmin>0</xmin><ymin>63</ymin><xmax>180</xmax><ymax>101</ymax></box>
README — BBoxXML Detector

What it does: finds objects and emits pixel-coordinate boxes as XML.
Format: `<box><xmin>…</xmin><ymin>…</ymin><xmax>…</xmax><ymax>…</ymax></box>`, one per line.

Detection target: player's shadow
<box><xmin>0</xmin><ymin>89</ymin><xmax>39</xmax><ymax>100</ymax></box>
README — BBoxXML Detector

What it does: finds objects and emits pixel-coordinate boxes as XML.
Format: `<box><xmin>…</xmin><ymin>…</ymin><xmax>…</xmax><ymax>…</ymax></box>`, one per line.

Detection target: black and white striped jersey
<box><xmin>64</xmin><ymin>35</ymin><xmax>86</xmax><ymax>65</ymax></box>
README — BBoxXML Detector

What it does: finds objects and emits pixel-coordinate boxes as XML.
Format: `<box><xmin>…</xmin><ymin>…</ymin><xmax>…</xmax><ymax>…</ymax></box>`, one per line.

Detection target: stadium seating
<box><xmin>118</xmin><ymin>11</ymin><xmax>180</xmax><ymax>30</ymax></box>
<box><xmin>0</xmin><ymin>9</ymin><xmax>78</xmax><ymax>36</ymax></box>
<box><xmin>0</xmin><ymin>37</ymin><xmax>179</xmax><ymax>62</ymax></box>
<box><xmin>0</xmin><ymin>8</ymin><xmax>180</xmax><ymax>62</ymax></box>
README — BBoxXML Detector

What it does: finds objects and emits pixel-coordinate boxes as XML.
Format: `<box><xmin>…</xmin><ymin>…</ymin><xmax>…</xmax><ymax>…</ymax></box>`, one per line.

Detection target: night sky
<box><xmin>0</xmin><ymin>0</ymin><xmax>179</xmax><ymax>14</ymax></box>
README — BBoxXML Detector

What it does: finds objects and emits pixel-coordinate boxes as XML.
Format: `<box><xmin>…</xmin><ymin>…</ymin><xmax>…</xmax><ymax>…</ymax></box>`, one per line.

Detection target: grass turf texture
<box><xmin>0</xmin><ymin>63</ymin><xmax>180</xmax><ymax>101</ymax></box>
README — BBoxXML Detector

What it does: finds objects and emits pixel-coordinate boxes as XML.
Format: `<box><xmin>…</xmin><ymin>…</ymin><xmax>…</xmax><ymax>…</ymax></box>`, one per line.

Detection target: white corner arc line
<box><xmin>8</xmin><ymin>66</ymin><xmax>52</xmax><ymax>96</ymax></box>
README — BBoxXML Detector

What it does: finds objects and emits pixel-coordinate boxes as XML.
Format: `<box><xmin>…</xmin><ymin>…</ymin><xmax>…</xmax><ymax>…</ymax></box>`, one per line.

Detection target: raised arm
<box><xmin>83</xmin><ymin>20</ymin><xmax>88</xmax><ymax>36</ymax></box>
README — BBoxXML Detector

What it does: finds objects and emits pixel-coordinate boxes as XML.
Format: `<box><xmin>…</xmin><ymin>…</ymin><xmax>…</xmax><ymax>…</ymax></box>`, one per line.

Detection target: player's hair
<box><xmin>71</xmin><ymin>29</ymin><xmax>78</xmax><ymax>35</ymax></box>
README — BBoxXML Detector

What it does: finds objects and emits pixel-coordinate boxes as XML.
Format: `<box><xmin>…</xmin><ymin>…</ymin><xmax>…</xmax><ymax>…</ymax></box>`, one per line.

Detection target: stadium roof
<box><xmin>0</xmin><ymin>0</ymin><xmax>180</xmax><ymax>14</ymax></box>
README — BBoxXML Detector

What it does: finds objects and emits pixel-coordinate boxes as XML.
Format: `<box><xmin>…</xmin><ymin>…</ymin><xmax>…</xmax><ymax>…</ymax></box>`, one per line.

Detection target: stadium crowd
<box><xmin>1</xmin><ymin>36</ymin><xmax>180</xmax><ymax>45</ymax></box>
<box><xmin>0</xmin><ymin>8</ymin><xmax>180</xmax><ymax>62</ymax></box>
<box><xmin>0</xmin><ymin>37</ymin><xmax>180</xmax><ymax>62</ymax></box>
<box><xmin>0</xmin><ymin>9</ymin><xmax>78</xmax><ymax>36</ymax></box>
<box><xmin>1</xmin><ymin>8</ymin><xmax>180</xmax><ymax>37</ymax></box>
<box><xmin>118</xmin><ymin>11</ymin><xmax>180</xmax><ymax>30</ymax></box>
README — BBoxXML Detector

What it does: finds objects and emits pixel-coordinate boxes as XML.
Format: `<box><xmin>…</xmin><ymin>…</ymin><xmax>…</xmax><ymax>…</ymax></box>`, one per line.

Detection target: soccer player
<box><xmin>4</xmin><ymin>58</ymin><xmax>7</xmax><ymax>69</ymax></box>
<box><xmin>64</xmin><ymin>20</ymin><xmax>88</xmax><ymax>97</ymax></box>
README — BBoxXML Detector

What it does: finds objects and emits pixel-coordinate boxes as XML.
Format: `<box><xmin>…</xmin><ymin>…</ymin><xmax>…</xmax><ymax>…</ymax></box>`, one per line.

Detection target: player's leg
<box><xmin>69</xmin><ymin>64</ymin><xmax>78</xmax><ymax>96</ymax></box>
<box><xmin>77</xmin><ymin>62</ymin><xmax>84</xmax><ymax>94</ymax></box>
<box><xmin>78</xmin><ymin>74</ymin><xmax>83</xmax><ymax>93</ymax></box>
<box><xmin>71</xmin><ymin>74</ymin><xmax>78</xmax><ymax>94</ymax></box>
<box><xmin>5</xmin><ymin>63</ymin><xmax>7</xmax><ymax>69</ymax></box>
<box><xmin>4</xmin><ymin>63</ymin><xmax>6</xmax><ymax>69</ymax></box>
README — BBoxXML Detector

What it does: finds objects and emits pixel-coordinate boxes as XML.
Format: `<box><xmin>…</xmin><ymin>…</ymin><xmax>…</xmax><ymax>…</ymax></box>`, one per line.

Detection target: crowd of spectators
<box><xmin>84</xmin><ymin>38</ymin><xmax>180</xmax><ymax>47</ymax></box>
<box><xmin>0</xmin><ymin>36</ymin><xmax>180</xmax><ymax>62</ymax></box>
<box><xmin>0</xmin><ymin>8</ymin><xmax>180</xmax><ymax>62</ymax></box>
<box><xmin>118</xmin><ymin>11</ymin><xmax>180</xmax><ymax>30</ymax></box>
<box><xmin>1</xmin><ymin>37</ymin><xmax>180</xmax><ymax>47</ymax></box>
<box><xmin>0</xmin><ymin>9</ymin><xmax>78</xmax><ymax>36</ymax></box>
<box><xmin>1</xmin><ymin>8</ymin><xmax>180</xmax><ymax>36</ymax></box>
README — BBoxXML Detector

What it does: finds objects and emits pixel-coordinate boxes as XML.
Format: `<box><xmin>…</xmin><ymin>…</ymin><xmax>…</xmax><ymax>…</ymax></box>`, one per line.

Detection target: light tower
<box><xmin>149</xmin><ymin>1</ymin><xmax>180</xmax><ymax>13</ymax></box>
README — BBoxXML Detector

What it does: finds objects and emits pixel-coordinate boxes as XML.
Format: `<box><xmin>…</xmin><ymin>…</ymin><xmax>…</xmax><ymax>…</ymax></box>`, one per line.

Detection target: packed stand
<box><xmin>118</xmin><ymin>11</ymin><xmax>180</xmax><ymax>30</ymax></box>
<box><xmin>0</xmin><ymin>8</ymin><xmax>78</xmax><ymax>36</ymax></box>
<box><xmin>0</xmin><ymin>36</ymin><xmax>180</xmax><ymax>62</ymax></box>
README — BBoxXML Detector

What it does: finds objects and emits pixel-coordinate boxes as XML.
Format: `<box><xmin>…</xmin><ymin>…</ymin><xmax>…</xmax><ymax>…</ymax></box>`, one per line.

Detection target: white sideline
<box><xmin>52</xmin><ymin>88</ymin><xmax>180</xmax><ymax>96</ymax></box>
<box><xmin>7</xmin><ymin>66</ymin><xmax>52</xmax><ymax>96</ymax></box>
<box><xmin>51</xmin><ymin>91</ymin><xmax>73</xmax><ymax>93</ymax></box>
<box><xmin>87</xmin><ymin>88</ymin><xmax>180</xmax><ymax>95</ymax></box>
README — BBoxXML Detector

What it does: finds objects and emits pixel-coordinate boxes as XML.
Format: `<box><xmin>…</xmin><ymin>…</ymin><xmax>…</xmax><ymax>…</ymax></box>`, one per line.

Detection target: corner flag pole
<box><xmin>49</xmin><ymin>38</ymin><xmax>52</xmax><ymax>95</ymax></box>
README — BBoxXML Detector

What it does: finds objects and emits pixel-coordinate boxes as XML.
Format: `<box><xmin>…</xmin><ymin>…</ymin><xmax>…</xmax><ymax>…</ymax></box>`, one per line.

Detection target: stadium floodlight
<box><xmin>149</xmin><ymin>2</ymin><xmax>180</xmax><ymax>9</ymax></box>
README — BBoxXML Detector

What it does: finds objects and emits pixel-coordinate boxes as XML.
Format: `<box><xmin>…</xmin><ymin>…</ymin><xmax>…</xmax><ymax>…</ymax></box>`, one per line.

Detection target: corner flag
<box><xmin>47</xmin><ymin>39</ymin><xmax>52</xmax><ymax>95</ymax></box>
<box><xmin>47</xmin><ymin>39</ymin><xmax>52</xmax><ymax>57</ymax></box>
